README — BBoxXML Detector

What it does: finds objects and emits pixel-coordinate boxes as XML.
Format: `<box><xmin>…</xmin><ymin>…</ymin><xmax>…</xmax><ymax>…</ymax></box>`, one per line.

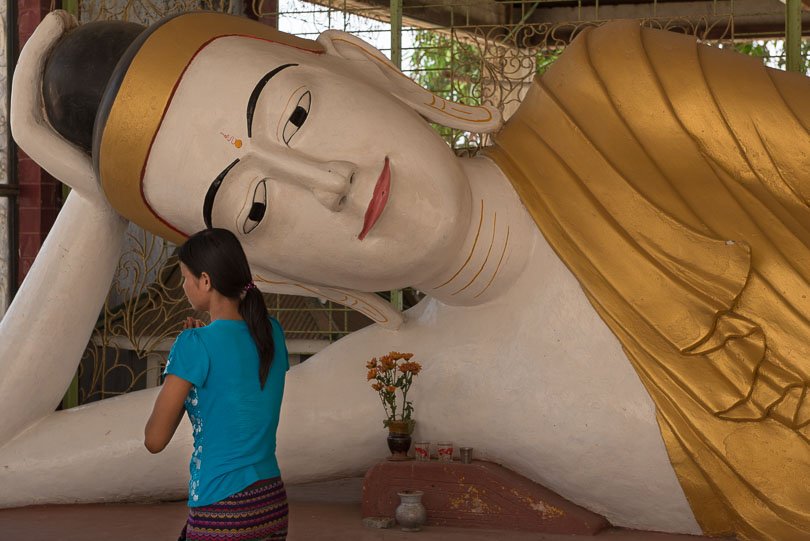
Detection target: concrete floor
<box><xmin>0</xmin><ymin>477</ymin><xmax>735</xmax><ymax>541</ymax></box>
<box><xmin>0</xmin><ymin>500</ymin><xmax>735</xmax><ymax>541</ymax></box>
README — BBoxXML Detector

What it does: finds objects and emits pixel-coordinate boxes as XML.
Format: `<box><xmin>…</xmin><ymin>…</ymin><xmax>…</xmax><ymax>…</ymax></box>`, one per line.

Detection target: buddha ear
<box><xmin>252</xmin><ymin>268</ymin><xmax>404</xmax><ymax>331</ymax></box>
<box><xmin>317</xmin><ymin>30</ymin><xmax>502</xmax><ymax>133</ymax></box>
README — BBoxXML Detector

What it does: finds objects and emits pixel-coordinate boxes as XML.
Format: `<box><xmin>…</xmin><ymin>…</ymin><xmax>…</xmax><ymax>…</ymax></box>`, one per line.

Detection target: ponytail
<box><xmin>240</xmin><ymin>285</ymin><xmax>275</xmax><ymax>388</ymax></box>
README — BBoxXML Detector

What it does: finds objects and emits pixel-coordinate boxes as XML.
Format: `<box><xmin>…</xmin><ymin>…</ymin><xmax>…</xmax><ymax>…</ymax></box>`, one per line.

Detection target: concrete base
<box><xmin>362</xmin><ymin>459</ymin><xmax>610</xmax><ymax>534</ymax></box>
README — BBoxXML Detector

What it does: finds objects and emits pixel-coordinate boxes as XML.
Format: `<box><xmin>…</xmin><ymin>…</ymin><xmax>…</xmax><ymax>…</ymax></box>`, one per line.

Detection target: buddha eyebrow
<box><xmin>246</xmin><ymin>63</ymin><xmax>298</xmax><ymax>138</ymax></box>
<box><xmin>203</xmin><ymin>158</ymin><xmax>240</xmax><ymax>229</ymax></box>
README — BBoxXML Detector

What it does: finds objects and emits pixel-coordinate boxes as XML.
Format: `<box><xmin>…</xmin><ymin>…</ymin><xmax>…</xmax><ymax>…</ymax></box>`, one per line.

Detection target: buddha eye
<box><xmin>243</xmin><ymin>180</ymin><xmax>267</xmax><ymax>234</ymax></box>
<box><xmin>282</xmin><ymin>91</ymin><xmax>311</xmax><ymax>145</ymax></box>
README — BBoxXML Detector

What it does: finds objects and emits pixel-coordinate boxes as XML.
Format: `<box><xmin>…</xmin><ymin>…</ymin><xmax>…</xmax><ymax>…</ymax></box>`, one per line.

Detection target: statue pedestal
<box><xmin>361</xmin><ymin>459</ymin><xmax>609</xmax><ymax>534</ymax></box>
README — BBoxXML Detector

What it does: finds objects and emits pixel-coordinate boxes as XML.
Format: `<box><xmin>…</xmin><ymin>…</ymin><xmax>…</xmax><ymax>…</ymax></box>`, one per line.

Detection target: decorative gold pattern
<box><xmin>487</xmin><ymin>21</ymin><xmax>810</xmax><ymax>540</ymax></box>
<box><xmin>78</xmin><ymin>228</ymin><xmax>194</xmax><ymax>403</ymax></box>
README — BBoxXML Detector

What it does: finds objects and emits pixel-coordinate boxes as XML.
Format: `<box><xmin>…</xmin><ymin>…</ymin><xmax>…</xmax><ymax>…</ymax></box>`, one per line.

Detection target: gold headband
<box><xmin>96</xmin><ymin>12</ymin><xmax>324</xmax><ymax>244</ymax></box>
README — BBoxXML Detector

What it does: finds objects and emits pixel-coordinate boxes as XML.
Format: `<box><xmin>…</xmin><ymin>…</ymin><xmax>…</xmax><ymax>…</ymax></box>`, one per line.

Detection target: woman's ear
<box><xmin>316</xmin><ymin>30</ymin><xmax>503</xmax><ymax>133</ymax></box>
<box><xmin>199</xmin><ymin>272</ymin><xmax>212</xmax><ymax>291</ymax></box>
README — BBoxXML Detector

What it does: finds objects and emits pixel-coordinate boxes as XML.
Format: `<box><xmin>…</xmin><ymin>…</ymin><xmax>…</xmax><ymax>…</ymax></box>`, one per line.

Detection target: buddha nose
<box><xmin>306</xmin><ymin>160</ymin><xmax>355</xmax><ymax>211</ymax></box>
<box><xmin>250</xmin><ymin>148</ymin><xmax>354</xmax><ymax>212</ymax></box>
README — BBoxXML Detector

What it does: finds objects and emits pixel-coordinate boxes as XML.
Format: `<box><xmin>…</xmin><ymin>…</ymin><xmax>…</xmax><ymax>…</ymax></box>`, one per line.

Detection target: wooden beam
<box><xmin>779</xmin><ymin>0</ymin><xmax>810</xmax><ymax>11</ymax></box>
<box><xmin>304</xmin><ymin>0</ymin><xmax>809</xmax><ymax>41</ymax></box>
<box><xmin>304</xmin><ymin>0</ymin><xmax>509</xmax><ymax>30</ymax></box>
<box><xmin>527</xmin><ymin>0</ymin><xmax>810</xmax><ymax>39</ymax></box>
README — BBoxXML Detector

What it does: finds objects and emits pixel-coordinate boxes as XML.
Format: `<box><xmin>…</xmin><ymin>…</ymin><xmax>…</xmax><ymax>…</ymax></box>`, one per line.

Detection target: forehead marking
<box><xmin>220</xmin><ymin>131</ymin><xmax>243</xmax><ymax>149</ymax></box>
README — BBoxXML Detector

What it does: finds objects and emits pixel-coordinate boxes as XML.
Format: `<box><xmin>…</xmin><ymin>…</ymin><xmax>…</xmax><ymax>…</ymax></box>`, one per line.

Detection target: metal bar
<box><xmin>390</xmin><ymin>0</ymin><xmax>402</xmax><ymax>69</ymax></box>
<box><xmin>504</xmin><ymin>2</ymin><xmax>541</xmax><ymax>41</ymax></box>
<box><xmin>786</xmin><ymin>0</ymin><xmax>803</xmax><ymax>72</ymax></box>
<box><xmin>7</xmin><ymin>0</ymin><xmax>18</xmax><ymax>299</ymax></box>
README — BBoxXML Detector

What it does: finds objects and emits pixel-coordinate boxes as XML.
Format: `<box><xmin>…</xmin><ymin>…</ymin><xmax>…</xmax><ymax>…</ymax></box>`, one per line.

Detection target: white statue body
<box><xmin>0</xmin><ymin>12</ymin><xmax>701</xmax><ymax>534</ymax></box>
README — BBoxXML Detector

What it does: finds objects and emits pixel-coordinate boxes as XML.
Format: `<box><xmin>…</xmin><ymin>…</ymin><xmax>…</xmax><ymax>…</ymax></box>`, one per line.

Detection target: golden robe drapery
<box><xmin>487</xmin><ymin>21</ymin><xmax>810</xmax><ymax>541</ymax></box>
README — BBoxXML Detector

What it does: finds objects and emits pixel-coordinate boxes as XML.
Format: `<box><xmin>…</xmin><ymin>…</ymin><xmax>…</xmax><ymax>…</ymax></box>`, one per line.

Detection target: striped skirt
<box><xmin>179</xmin><ymin>477</ymin><xmax>288</xmax><ymax>541</ymax></box>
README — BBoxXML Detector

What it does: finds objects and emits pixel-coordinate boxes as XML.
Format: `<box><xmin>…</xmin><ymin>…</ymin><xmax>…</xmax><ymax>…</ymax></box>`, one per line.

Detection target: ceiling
<box><xmin>325</xmin><ymin>0</ymin><xmax>810</xmax><ymax>41</ymax></box>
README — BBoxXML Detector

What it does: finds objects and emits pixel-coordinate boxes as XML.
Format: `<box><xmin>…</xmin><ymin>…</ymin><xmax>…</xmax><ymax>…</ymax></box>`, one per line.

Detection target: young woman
<box><xmin>144</xmin><ymin>228</ymin><xmax>290</xmax><ymax>541</ymax></box>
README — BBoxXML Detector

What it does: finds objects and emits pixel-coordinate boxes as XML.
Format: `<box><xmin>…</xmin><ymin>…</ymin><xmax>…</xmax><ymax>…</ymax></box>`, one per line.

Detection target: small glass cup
<box><xmin>437</xmin><ymin>442</ymin><xmax>454</xmax><ymax>462</ymax></box>
<box><xmin>414</xmin><ymin>441</ymin><xmax>430</xmax><ymax>461</ymax></box>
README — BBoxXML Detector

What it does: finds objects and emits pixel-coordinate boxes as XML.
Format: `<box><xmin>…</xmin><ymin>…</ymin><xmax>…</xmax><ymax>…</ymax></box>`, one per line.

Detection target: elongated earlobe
<box><xmin>317</xmin><ymin>30</ymin><xmax>503</xmax><ymax>133</ymax></box>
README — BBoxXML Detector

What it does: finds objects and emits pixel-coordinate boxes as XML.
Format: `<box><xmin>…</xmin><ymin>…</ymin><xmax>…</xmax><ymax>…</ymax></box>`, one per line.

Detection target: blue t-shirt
<box><xmin>164</xmin><ymin>317</ymin><xmax>288</xmax><ymax>507</ymax></box>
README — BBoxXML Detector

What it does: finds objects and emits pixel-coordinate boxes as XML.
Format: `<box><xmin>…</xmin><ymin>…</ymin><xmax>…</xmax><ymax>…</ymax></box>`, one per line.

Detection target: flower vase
<box><xmin>385</xmin><ymin>419</ymin><xmax>415</xmax><ymax>460</ymax></box>
<box><xmin>395</xmin><ymin>490</ymin><xmax>427</xmax><ymax>531</ymax></box>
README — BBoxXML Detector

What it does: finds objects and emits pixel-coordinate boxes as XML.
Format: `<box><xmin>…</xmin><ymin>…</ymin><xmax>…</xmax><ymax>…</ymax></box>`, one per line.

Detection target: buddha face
<box><xmin>142</xmin><ymin>36</ymin><xmax>472</xmax><ymax>291</ymax></box>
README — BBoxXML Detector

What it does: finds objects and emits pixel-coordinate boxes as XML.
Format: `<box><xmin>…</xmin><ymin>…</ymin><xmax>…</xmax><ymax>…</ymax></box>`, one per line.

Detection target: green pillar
<box><xmin>786</xmin><ymin>0</ymin><xmax>803</xmax><ymax>73</ymax></box>
<box><xmin>390</xmin><ymin>0</ymin><xmax>402</xmax><ymax>69</ymax></box>
<box><xmin>61</xmin><ymin>372</ymin><xmax>79</xmax><ymax>409</ymax></box>
<box><xmin>390</xmin><ymin>288</ymin><xmax>404</xmax><ymax>311</ymax></box>
<box><xmin>62</xmin><ymin>0</ymin><xmax>80</xmax><ymax>17</ymax></box>
<box><xmin>389</xmin><ymin>0</ymin><xmax>403</xmax><ymax>310</ymax></box>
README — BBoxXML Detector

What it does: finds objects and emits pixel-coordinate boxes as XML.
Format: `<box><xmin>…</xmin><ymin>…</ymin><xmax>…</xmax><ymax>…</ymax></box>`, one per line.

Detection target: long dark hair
<box><xmin>178</xmin><ymin>228</ymin><xmax>275</xmax><ymax>388</ymax></box>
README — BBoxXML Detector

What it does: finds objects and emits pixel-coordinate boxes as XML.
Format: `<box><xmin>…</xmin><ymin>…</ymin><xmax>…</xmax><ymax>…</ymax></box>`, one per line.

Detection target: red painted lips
<box><xmin>358</xmin><ymin>157</ymin><xmax>390</xmax><ymax>240</ymax></box>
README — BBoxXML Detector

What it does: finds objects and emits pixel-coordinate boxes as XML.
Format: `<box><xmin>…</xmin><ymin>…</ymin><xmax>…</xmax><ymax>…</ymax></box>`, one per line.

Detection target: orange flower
<box><xmin>366</xmin><ymin>352</ymin><xmax>419</xmax><ymax>421</ymax></box>
<box><xmin>380</xmin><ymin>356</ymin><xmax>396</xmax><ymax>371</ymax></box>
<box><xmin>398</xmin><ymin>361</ymin><xmax>422</xmax><ymax>375</ymax></box>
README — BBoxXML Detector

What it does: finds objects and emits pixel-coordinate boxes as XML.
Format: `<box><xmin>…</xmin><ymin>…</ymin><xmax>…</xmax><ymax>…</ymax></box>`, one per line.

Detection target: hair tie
<box><xmin>243</xmin><ymin>281</ymin><xmax>257</xmax><ymax>293</ymax></box>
